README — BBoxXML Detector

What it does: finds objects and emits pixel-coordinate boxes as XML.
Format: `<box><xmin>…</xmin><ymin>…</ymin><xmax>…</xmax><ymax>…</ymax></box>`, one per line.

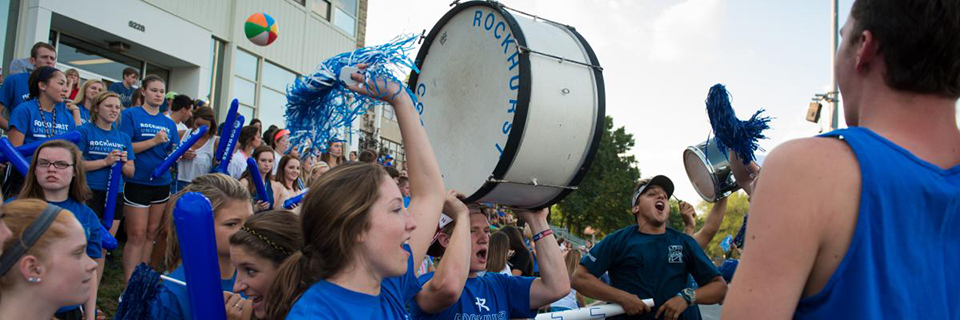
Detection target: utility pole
<box><xmin>829</xmin><ymin>0</ymin><xmax>840</xmax><ymax>130</ymax></box>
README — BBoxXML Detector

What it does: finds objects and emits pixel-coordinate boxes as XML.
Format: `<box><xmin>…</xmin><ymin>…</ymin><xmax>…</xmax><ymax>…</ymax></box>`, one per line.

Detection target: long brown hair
<box><xmin>564</xmin><ymin>249</ymin><xmax>582</xmax><ymax>279</ymax></box>
<box><xmin>74</xmin><ymin>79</ymin><xmax>104</xmax><ymax>107</ymax></box>
<box><xmin>240</xmin><ymin>146</ymin><xmax>276</xmax><ymax>197</ymax></box>
<box><xmin>0</xmin><ymin>200</ymin><xmax>77</xmax><ymax>286</ymax></box>
<box><xmin>485</xmin><ymin>231</ymin><xmax>510</xmax><ymax>273</ymax></box>
<box><xmin>163</xmin><ymin>173</ymin><xmax>251</xmax><ymax>272</ymax></box>
<box><xmin>275</xmin><ymin>155</ymin><xmax>301</xmax><ymax>191</ymax></box>
<box><xmin>20</xmin><ymin>140</ymin><xmax>91</xmax><ymax>203</ymax></box>
<box><xmin>229</xmin><ymin>210</ymin><xmax>302</xmax><ymax>267</ymax></box>
<box><xmin>191</xmin><ymin>106</ymin><xmax>218</xmax><ymax>138</ymax></box>
<box><xmin>500</xmin><ymin>225</ymin><xmax>532</xmax><ymax>274</ymax></box>
<box><xmin>319</xmin><ymin>141</ymin><xmax>346</xmax><ymax>166</ymax></box>
<box><xmin>266</xmin><ymin>162</ymin><xmax>387</xmax><ymax>319</ymax></box>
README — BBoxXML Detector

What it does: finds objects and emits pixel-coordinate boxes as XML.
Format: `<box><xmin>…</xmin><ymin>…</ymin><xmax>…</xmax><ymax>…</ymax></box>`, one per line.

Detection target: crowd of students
<box><xmin>0</xmin><ymin>1</ymin><xmax>956</xmax><ymax>319</ymax></box>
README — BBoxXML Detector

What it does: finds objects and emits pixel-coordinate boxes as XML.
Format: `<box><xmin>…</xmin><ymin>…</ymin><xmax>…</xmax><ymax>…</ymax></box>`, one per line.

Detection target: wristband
<box><xmin>532</xmin><ymin>229</ymin><xmax>553</xmax><ymax>242</ymax></box>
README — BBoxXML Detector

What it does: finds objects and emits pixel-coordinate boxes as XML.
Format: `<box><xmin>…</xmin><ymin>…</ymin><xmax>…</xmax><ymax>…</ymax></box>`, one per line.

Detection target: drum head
<box><xmin>684</xmin><ymin>147</ymin><xmax>719</xmax><ymax>202</ymax></box>
<box><xmin>409</xmin><ymin>2</ymin><xmax>523</xmax><ymax>200</ymax></box>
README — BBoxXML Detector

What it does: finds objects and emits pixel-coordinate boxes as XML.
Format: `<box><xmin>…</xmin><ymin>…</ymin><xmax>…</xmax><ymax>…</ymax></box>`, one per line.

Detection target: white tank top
<box><xmin>177</xmin><ymin>129</ymin><xmax>217</xmax><ymax>182</ymax></box>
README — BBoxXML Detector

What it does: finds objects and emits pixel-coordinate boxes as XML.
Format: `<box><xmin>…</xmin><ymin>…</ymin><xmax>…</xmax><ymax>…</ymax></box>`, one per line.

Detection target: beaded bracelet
<box><xmin>532</xmin><ymin>229</ymin><xmax>554</xmax><ymax>242</ymax></box>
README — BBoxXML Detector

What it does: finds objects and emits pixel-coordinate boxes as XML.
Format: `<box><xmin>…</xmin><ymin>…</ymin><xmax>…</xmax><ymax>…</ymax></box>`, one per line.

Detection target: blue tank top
<box><xmin>795</xmin><ymin>127</ymin><xmax>960</xmax><ymax>319</ymax></box>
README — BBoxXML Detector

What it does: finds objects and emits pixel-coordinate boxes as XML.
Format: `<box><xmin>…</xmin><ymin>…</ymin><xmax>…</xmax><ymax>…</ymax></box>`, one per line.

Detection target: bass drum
<box><xmin>409</xmin><ymin>1</ymin><xmax>605</xmax><ymax>208</ymax></box>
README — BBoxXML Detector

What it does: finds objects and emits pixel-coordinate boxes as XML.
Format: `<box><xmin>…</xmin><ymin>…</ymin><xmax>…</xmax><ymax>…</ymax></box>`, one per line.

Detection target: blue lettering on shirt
<box><xmin>77</xmin><ymin>123</ymin><xmax>135</xmax><ymax>191</ymax></box>
<box><xmin>119</xmin><ymin>106</ymin><xmax>180</xmax><ymax>185</ymax></box>
<box><xmin>9</xmin><ymin>99</ymin><xmax>78</xmax><ymax>144</ymax></box>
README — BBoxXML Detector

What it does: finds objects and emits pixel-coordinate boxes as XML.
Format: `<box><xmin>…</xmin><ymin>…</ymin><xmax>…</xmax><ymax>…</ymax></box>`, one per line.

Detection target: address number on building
<box><xmin>129</xmin><ymin>21</ymin><xmax>146</xmax><ymax>32</ymax></box>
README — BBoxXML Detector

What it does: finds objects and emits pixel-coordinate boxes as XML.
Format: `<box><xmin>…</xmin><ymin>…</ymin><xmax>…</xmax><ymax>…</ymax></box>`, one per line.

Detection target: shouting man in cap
<box><xmin>411</xmin><ymin>204</ymin><xmax>569</xmax><ymax>319</ymax></box>
<box><xmin>572</xmin><ymin>175</ymin><xmax>727</xmax><ymax>320</ymax></box>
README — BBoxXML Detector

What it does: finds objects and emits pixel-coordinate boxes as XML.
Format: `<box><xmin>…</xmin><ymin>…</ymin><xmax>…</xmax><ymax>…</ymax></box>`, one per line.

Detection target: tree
<box><xmin>697</xmin><ymin>191</ymin><xmax>750</xmax><ymax>259</ymax></box>
<box><xmin>553</xmin><ymin>116</ymin><xmax>641</xmax><ymax>238</ymax></box>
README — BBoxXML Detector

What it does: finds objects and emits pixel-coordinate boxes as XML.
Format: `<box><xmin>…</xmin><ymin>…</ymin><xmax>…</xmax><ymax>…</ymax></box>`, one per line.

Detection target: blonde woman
<box><xmin>69</xmin><ymin>79</ymin><xmax>105</xmax><ymax>125</ymax></box>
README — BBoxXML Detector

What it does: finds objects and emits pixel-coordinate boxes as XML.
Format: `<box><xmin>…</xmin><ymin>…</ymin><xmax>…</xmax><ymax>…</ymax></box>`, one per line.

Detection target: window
<box><xmin>382</xmin><ymin>104</ymin><xmax>395</xmax><ymax>121</ymax></box>
<box><xmin>380</xmin><ymin>138</ymin><xmax>404</xmax><ymax>166</ymax></box>
<box><xmin>144</xmin><ymin>63</ymin><xmax>170</xmax><ymax>85</ymax></box>
<box><xmin>333</xmin><ymin>0</ymin><xmax>357</xmax><ymax>37</ymax></box>
<box><xmin>259</xmin><ymin>88</ymin><xmax>287</xmax><ymax>129</ymax></box>
<box><xmin>311</xmin><ymin>0</ymin><xmax>331</xmax><ymax>19</ymax></box>
<box><xmin>233</xmin><ymin>49</ymin><xmax>260</xmax><ymax>119</ymax></box>
<box><xmin>260</xmin><ymin>61</ymin><xmax>297</xmax><ymax>129</ymax></box>
<box><xmin>262</xmin><ymin>62</ymin><xmax>296</xmax><ymax>91</ymax></box>
<box><xmin>232</xmin><ymin>77</ymin><xmax>256</xmax><ymax>106</ymax></box>
<box><xmin>209</xmin><ymin>38</ymin><xmax>225</xmax><ymax>108</ymax></box>
<box><xmin>55</xmin><ymin>33</ymin><xmax>141</xmax><ymax>83</ymax></box>
<box><xmin>234</xmin><ymin>49</ymin><xmax>259</xmax><ymax>81</ymax></box>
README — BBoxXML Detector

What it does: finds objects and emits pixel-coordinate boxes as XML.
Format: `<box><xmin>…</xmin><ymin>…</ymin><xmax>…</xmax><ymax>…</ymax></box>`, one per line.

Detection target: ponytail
<box><xmin>266</xmin><ymin>250</ymin><xmax>314</xmax><ymax>319</ymax></box>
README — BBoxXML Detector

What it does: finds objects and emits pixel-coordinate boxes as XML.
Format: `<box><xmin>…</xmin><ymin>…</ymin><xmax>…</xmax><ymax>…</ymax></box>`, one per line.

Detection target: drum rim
<box><xmin>409</xmin><ymin>0</ymin><xmax>532</xmax><ymax>203</ymax></box>
<box><xmin>683</xmin><ymin>145</ymin><xmax>722</xmax><ymax>203</ymax></box>
<box><xmin>408</xmin><ymin>0</ymin><xmax>604</xmax><ymax>208</ymax></box>
<box><xmin>539</xmin><ymin>24</ymin><xmax>606</xmax><ymax>209</ymax></box>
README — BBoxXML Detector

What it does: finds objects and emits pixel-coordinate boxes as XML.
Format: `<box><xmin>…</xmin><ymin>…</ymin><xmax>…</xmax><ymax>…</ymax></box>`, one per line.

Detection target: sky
<box><xmin>362</xmin><ymin>0</ymin><xmax>947</xmax><ymax>209</ymax></box>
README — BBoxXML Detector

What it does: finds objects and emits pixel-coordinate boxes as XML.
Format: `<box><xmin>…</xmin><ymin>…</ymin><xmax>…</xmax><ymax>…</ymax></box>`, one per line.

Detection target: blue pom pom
<box><xmin>285</xmin><ymin>34</ymin><xmax>420</xmax><ymax>154</ymax></box>
<box><xmin>705</xmin><ymin>84</ymin><xmax>772</xmax><ymax>165</ymax></box>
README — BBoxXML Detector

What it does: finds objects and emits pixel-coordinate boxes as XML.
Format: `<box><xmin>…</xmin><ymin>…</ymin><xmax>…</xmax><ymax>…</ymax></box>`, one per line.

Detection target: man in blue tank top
<box><xmin>723</xmin><ymin>1</ymin><xmax>960</xmax><ymax>319</ymax></box>
<box><xmin>572</xmin><ymin>176</ymin><xmax>728</xmax><ymax>320</ymax></box>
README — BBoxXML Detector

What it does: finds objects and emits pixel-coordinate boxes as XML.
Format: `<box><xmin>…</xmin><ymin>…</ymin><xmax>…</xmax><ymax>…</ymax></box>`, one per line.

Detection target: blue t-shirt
<box><xmin>793</xmin><ymin>127</ymin><xmax>960</xmax><ymax>319</ymax></box>
<box><xmin>581</xmin><ymin>227</ymin><xmax>720</xmax><ymax>320</ymax></box>
<box><xmin>107</xmin><ymin>82</ymin><xmax>134</xmax><ymax>108</ymax></box>
<box><xmin>410</xmin><ymin>272</ymin><xmax>536</xmax><ymax>319</ymax></box>
<box><xmin>0</xmin><ymin>73</ymin><xmax>30</xmax><ymax>112</ymax></box>
<box><xmin>76</xmin><ymin>104</ymin><xmax>91</xmax><ymax>125</ymax></box>
<box><xmin>50</xmin><ymin>198</ymin><xmax>104</xmax><ymax>259</ymax></box>
<box><xmin>9</xmin><ymin>99</ymin><xmax>77</xmax><ymax>145</ymax></box>
<box><xmin>150</xmin><ymin>265</ymin><xmax>237</xmax><ymax>320</ymax></box>
<box><xmin>286</xmin><ymin>244</ymin><xmax>422</xmax><ymax>319</ymax></box>
<box><xmin>76</xmin><ymin>123</ymin><xmax>135</xmax><ymax>191</ymax></box>
<box><xmin>119</xmin><ymin>106</ymin><xmax>180</xmax><ymax>185</ymax></box>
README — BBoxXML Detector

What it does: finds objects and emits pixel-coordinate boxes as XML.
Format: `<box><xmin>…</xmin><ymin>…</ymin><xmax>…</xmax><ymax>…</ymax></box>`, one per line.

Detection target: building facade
<box><xmin>1</xmin><ymin>0</ymin><xmax>370</xmax><ymax>151</ymax></box>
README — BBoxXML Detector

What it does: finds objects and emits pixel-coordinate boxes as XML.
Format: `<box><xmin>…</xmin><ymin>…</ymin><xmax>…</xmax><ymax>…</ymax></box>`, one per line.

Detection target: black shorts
<box><xmin>87</xmin><ymin>190</ymin><xmax>125</xmax><ymax>221</ymax></box>
<box><xmin>123</xmin><ymin>182</ymin><xmax>171</xmax><ymax>208</ymax></box>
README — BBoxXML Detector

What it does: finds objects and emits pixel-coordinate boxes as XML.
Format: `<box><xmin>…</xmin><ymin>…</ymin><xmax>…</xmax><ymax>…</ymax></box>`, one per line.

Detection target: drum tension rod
<box><xmin>517</xmin><ymin>45</ymin><xmax>604</xmax><ymax>71</ymax></box>
<box><xmin>486</xmin><ymin>177</ymin><xmax>579</xmax><ymax>190</ymax></box>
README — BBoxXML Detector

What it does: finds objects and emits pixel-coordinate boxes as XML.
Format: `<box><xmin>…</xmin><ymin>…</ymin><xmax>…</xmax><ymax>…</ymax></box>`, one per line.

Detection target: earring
<box><xmin>28</xmin><ymin>277</ymin><xmax>41</xmax><ymax>283</ymax></box>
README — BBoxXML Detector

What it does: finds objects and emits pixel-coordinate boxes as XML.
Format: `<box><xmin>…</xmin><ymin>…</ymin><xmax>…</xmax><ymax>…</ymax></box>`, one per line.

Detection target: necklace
<box><xmin>37</xmin><ymin>102</ymin><xmax>56</xmax><ymax>137</ymax></box>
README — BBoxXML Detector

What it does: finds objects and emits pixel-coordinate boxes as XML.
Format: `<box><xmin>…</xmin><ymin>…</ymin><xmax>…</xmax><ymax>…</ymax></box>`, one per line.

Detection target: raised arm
<box><xmin>415</xmin><ymin>192</ymin><xmax>470</xmax><ymax>313</ymax></box>
<box><xmin>346</xmin><ymin>67</ymin><xmax>446</xmax><ymax>266</ymax></box>
<box><xmin>722</xmin><ymin>138</ymin><xmax>860</xmax><ymax>319</ymax></box>
<box><xmin>693</xmin><ymin>197</ymin><xmax>727</xmax><ymax>249</ymax></box>
<box><xmin>520</xmin><ymin>208</ymin><xmax>570</xmax><ymax>308</ymax></box>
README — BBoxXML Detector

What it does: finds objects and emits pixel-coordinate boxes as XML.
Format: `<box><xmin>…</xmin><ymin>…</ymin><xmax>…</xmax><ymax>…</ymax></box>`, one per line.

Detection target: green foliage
<box><xmin>554</xmin><ymin>116</ymin><xmax>641</xmax><ymax>238</ymax></box>
<box><xmin>667</xmin><ymin>198</ymin><xmax>705</xmax><ymax>233</ymax></box>
<box><xmin>698</xmin><ymin>191</ymin><xmax>750</xmax><ymax>259</ymax></box>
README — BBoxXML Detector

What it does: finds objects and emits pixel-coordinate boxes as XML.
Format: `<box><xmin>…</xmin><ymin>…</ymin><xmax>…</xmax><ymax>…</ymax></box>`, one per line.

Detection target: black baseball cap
<box><xmin>632</xmin><ymin>175</ymin><xmax>674</xmax><ymax>206</ymax></box>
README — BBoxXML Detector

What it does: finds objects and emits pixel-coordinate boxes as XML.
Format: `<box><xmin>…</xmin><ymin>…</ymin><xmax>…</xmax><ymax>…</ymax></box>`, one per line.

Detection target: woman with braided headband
<box><xmin>0</xmin><ymin>200</ymin><xmax>97</xmax><ymax>320</ymax></box>
<box><xmin>226</xmin><ymin>210</ymin><xmax>303</xmax><ymax>319</ymax></box>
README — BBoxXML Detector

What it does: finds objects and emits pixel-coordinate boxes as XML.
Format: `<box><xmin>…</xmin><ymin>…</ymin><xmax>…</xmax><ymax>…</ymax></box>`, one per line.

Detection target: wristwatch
<box><xmin>679</xmin><ymin>288</ymin><xmax>696</xmax><ymax>306</ymax></box>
